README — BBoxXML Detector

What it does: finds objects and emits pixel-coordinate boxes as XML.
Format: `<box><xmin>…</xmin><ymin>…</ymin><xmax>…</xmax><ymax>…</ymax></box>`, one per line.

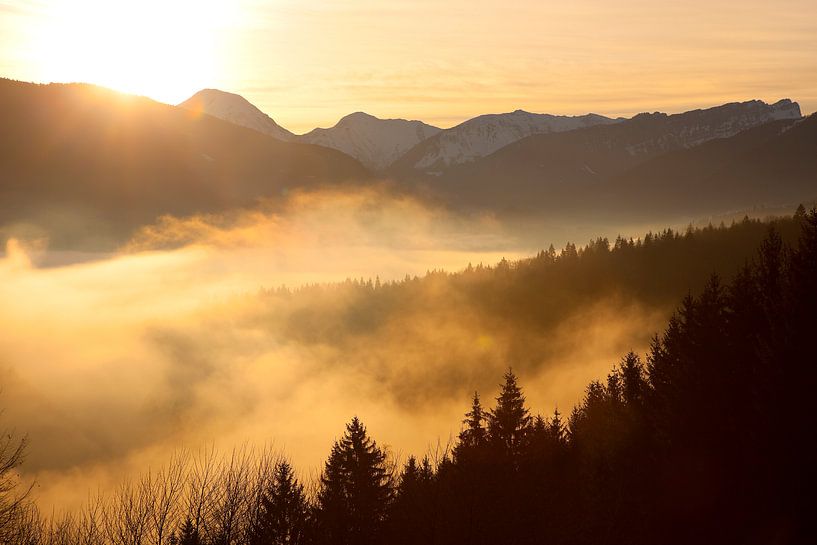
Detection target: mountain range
<box><xmin>417</xmin><ymin>99</ymin><xmax>805</xmax><ymax>214</ymax></box>
<box><xmin>1</xmin><ymin>76</ymin><xmax>814</xmax><ymax>250</ymax></box>
<box><xmin>390</xmin><ymin>110</ymin><xmax>620</xmax><ymax>174</ymax></box>
<box><xmin>177</xmin><ymin>89</ymin><xmax>808</xmax><ymax>215</ymax></box>
<box><xmin>178</xmin><ymin>90</ymin><xmax>622</xmax><ymax>172</ymax></box>
<box><xmin>179</xmin><ymin>90</ymin><xmax>440</xmax><ymax>171</ymax></box>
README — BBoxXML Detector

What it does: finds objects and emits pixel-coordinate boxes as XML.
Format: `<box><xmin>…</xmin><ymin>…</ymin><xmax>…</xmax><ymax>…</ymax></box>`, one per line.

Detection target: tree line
<box><xmin>2</xmin><ymin>205</ymin><xmax>816</xmax><ymax>544</ymax></box>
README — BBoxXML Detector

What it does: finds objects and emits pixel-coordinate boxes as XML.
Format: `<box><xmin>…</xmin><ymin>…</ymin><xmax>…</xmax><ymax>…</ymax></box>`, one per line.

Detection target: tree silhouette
<box><xmin>487</xmin><ymin>369</ymin><xmax>532</xmax><ymax>456</ymax></box>
<box><xmin>316</xmin><ymin>417</ymin><xmax>392</xmax><ymax>545</ymax></box>
<box><xmin>249</xmin><ymin>460</ymin><xmax>309</xmax><ymax>545</ymax></box>
<box><xmin>176</xmin><ymin>517</ymin><xmax>200</xmax><ymax>545</ymax></box>
<box><xmin>454</xmin><ymin>392</ymin><xmax>487</xmax><ymax>462</ymax></box>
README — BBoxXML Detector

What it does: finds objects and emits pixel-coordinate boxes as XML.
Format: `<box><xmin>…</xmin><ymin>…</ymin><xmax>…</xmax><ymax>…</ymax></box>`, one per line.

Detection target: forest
<box><xmin>242</xmin><ymin>211</ymin><xmax>806</xmax><ymax>404</ymax></box>
<box><xmin>1</xmin><ymin>206</ymin><xmax>815</xmax><ymax>544</ymax></box>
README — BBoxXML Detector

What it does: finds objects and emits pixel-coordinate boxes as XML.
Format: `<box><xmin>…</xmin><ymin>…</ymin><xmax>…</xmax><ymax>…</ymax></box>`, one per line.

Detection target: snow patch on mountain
<box><xmin>298</xmin><ymin>112</ymin><xmax>441</xmax><ymax>171</ymax></box>
<box><xmin>622</xmin><ymin>99</ymin><xmax>802</xmax><ymax>156</ymax></box>
<box><xmin>412</xmin><ymin>110</ymin><xmax>620</xmax><ymax>170</ymax></box>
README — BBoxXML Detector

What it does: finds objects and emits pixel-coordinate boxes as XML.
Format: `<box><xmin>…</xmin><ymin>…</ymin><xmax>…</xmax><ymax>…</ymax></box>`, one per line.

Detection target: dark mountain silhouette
<box><xmin>0</xmin><ymin>79</ymin><xmax>370</xmax><ymax>249</ymax></box>
<box><xmin>601</xmin><ymin>113</ymin><xmax>817</xmax><ymax>220</ymax></box>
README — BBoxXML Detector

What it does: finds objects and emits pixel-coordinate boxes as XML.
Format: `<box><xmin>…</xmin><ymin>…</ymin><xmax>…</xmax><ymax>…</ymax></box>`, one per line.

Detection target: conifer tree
<box><xmin>488</xmin><ymin>369</ymin><xmax>532</xmax><ymax>456</ymax></box>
<box><xmin>547</xmin><ymin>408</ymin><xmax>565</xmax><ymax>444</ymax></box>
<box><xmin>619</xmin><ymin>352</ymin><xmax>646</xmax><ymax>407</ymax></box>
<box><xmin>249</xmin><ymin>460</ymin><xmax>309</xmax><ymax>545</ymax></box>
<box><xmin>398</xmin><ymin>456</ymin><xmax>420</xmax><ymax>493</ymax></box>
<box><xmin>177</xmin><ymin>517</ymin><xmax>200</xmax><ymax>545</ymax></box>
<box><xmin>316</xmin><ymin>417</ymin><xmax>392</xmax><ymax>545</ymax></box>
<box><xmin>794</xmin><ymin>203</ymin><xmax>807</xmax><ymax>220</ymax></box>
<box><xmin>457</xmin><ymin>392</ymin><xmax>487</xmax><ymax>450</ymax></box>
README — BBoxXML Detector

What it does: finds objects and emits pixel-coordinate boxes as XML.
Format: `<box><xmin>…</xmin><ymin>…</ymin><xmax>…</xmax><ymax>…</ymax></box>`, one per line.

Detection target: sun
<box><xmin>29</xmin><ymin>0</ymin><xmax>239</xmax><ymax>104</ymax></box>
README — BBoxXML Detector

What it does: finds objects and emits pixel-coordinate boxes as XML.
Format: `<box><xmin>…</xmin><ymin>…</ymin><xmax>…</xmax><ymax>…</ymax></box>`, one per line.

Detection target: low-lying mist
<box><xmin>1</xmin><ymin>187</ymin><xmax>751</xmax><ymax>514</ymax></box>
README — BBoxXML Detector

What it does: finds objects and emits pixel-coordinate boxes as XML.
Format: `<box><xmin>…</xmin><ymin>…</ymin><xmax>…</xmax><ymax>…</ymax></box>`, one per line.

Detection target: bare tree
<box><xmin>103</xmin><ymin>478</ymin><xmax>153</xmax><ymax>545</ymax></box>
<box><xmin>186</xmin><ymin>445</ymin><xmax>220</xmax><ymax>541</ymax></box>
<box><xmin>209</xmin><ymin>446</ymin><xmax>252</xmax><ymax>545</ymax></box>
<box><xmin>76</xmin><ymin>493</ymin><xmax>106</xmax><ymax>545</ymax></box>
<box><xmin>0</xmin><ymin>411</ymin><xmax>33</xmax><ymax>543</ymax></box>
<box><xmin>147</xmin><ymin>452</ymin><xmax>188</xmax><ymax>545</ymax></box>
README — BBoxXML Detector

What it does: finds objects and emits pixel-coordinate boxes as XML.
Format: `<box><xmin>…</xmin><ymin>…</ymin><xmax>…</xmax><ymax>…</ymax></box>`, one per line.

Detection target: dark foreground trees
<box><xmin>3</xmin><ymin>209</ymin><xmax>817</xmax><ymax>544</ymax></box>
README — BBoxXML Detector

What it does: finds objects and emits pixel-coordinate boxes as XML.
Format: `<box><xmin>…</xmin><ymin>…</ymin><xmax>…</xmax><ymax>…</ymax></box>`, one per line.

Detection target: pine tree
<box><xmin>619</xmin><ymin>352</ymin><xmax>646</xmax><ymax>407</ymax></box>
<box><xmin>316</xmin><ymin>417</ymin><xmax>392</xmax><ymax>545</ymax></box>
<box><xmin>388</xmin><ymin>456</ymin><xmax>420</xmax><ymax>545</ymax></box>
<box><xmin>456</xmin><ymin>391</ymin><xmax>487</xmax><ymax>456</ymax></box>
<box><xmin>488</xmin><ymin>369</ymin><xmax>532</xmax><ymax>456</ymax></box>
<box><xmin>794</xmin><ymin>203</ymin><xmax>807</xmax><ymax>220</ymax></box>
<box><xmin>547</xmin><ymin>408</ymin><xmax>565</xmax><ymax>444</ymax></box>
<box><xmin>398</xmin><ymin>456</ymin><xmax>420</xmax><ymax>493</ymax></box>
<box><xmin>419</xmin><ymin>456</ymin><xmax>434</xmax><ymax>483</ymax></box>
<box><xmin>249</xmin><ymin>460</ymin><xmax>309</xmax><ymax>545</ymax></box>
<box><xmin>177</xmin><ymin>517</ymin><xmax>200</xmax><ymax>545</ymax></box>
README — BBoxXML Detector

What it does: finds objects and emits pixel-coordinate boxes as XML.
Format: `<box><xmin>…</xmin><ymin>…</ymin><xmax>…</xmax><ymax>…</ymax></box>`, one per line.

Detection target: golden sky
<box><xmin>1</xmin><ymin>0</ymin><xmax>816</xmax><ymax>133</ymax></box>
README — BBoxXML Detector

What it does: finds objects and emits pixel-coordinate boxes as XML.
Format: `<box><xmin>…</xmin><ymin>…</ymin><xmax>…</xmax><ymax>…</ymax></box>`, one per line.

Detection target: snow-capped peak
<box><xmin>298</xmin><ymin>113</ymin><xmax>441</xmax><ymax>171</ymax></box>
<box><xmin>178</xmin><ymin>89</ymin><xmax>295</xmax><ymax>142</ymax></box>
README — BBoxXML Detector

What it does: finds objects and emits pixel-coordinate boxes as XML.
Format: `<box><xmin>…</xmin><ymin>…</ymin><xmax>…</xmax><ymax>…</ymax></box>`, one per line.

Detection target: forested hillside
<box><xmin>245</xmin><ymin>213</ymin><xmax>804</xmax><ymax>400</ymax></box>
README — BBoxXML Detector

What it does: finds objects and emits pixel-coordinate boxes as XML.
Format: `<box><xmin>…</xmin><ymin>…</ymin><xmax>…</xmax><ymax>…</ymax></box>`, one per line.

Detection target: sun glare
<box><xmin>29</xmin><ymin>0</ymin><xmax>238</xmax><ymax>104</ymax></box>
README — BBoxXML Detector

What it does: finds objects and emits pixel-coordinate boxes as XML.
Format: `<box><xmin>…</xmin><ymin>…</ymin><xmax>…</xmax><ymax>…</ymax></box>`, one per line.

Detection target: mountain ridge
<box><xmin>417</xmin><ymin>98</ymin><xmax>804</xmax><ymax>211</ymax></box>
<box><xmin>298</xmin><ymin>111</ymin><xmax>441</xmax><ymax>171</ymax></box>
<box><xmin>389</xmin><ymin>109</ymin><xmax>622</xmax><ymax>176</ymax></box>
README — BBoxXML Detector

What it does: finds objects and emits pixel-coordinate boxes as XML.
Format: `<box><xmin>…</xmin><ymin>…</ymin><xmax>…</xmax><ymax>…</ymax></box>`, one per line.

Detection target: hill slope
<box><xmin>0</xmin><ymin>79</ymin><xmax>370</xmax><ymax>249</ymax></box>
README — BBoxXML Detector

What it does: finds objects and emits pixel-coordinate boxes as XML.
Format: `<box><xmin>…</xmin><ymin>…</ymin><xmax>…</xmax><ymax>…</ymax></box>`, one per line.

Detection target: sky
<box><xmin>1</xmin><ymin>0</ymin><xmax>816</xmax><ymax>135</ymax></box>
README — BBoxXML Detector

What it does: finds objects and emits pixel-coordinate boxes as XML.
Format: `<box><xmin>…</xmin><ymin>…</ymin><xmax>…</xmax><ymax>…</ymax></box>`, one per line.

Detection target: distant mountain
<box><xmin>179</xmin><ymin>89</ymin><xmax>295</xmax><ymax>141</ymax></box>
<box><xmin>0</xmin><ymin>79</ymin><xmax>369</xmax><ymax>250</ymax></box>
<box><xmin>423</xmin><ymin>99</ymin><xmax>804</xmax><ymax>211</ymax></box>
<box><xmin>603</xmin><ymin>112</ymin><xmax>817</xmax><ymax>219</ymax></box>
<box><xmin>298</xmin><ymin>112</ymin><xmax>441</xmax><ymax>171</ymax></box>
<box><xmin>179</xmin><ymin>90</ymin><xmax>441</xmax><ymax>171</ymax></box>
<box><xmin>389</xmin><ymin>110</ymin><xmax>621</xmax><ymax>176</ymax></box>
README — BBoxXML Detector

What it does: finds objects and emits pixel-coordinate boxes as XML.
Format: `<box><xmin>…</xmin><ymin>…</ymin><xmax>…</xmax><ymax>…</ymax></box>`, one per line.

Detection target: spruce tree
<box><xmin>177</xmin><ymin>517</ymin><xmax>200</xmax><ymax>545</ymax></box>
<box><xmin>316</xmin><ymin>417</ymin><xmax>392</xmax><ymax>545</ymax></box>
<box><xmin>619</xmin><ymin>352</ymin><xmax>646</xmax><ymax>408</ymax></box>
<box><xmin>488</xmin><ymin>369</ymin><xmax>532</xmax><ymax>456</ymax></box>
<box><xmin>547</xmin><ymin>408</ymin><xmax>565</xmax><ymax>444</ymax></box>
<box><xmin>250</xmin><ymin>460</ymin><xmax>309</xmax><ymax>545</ymax></box>
<box><xmin>455</xmin><ymin>392</ymin><xmax>487</xmax><ymax>460</ymax></box>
